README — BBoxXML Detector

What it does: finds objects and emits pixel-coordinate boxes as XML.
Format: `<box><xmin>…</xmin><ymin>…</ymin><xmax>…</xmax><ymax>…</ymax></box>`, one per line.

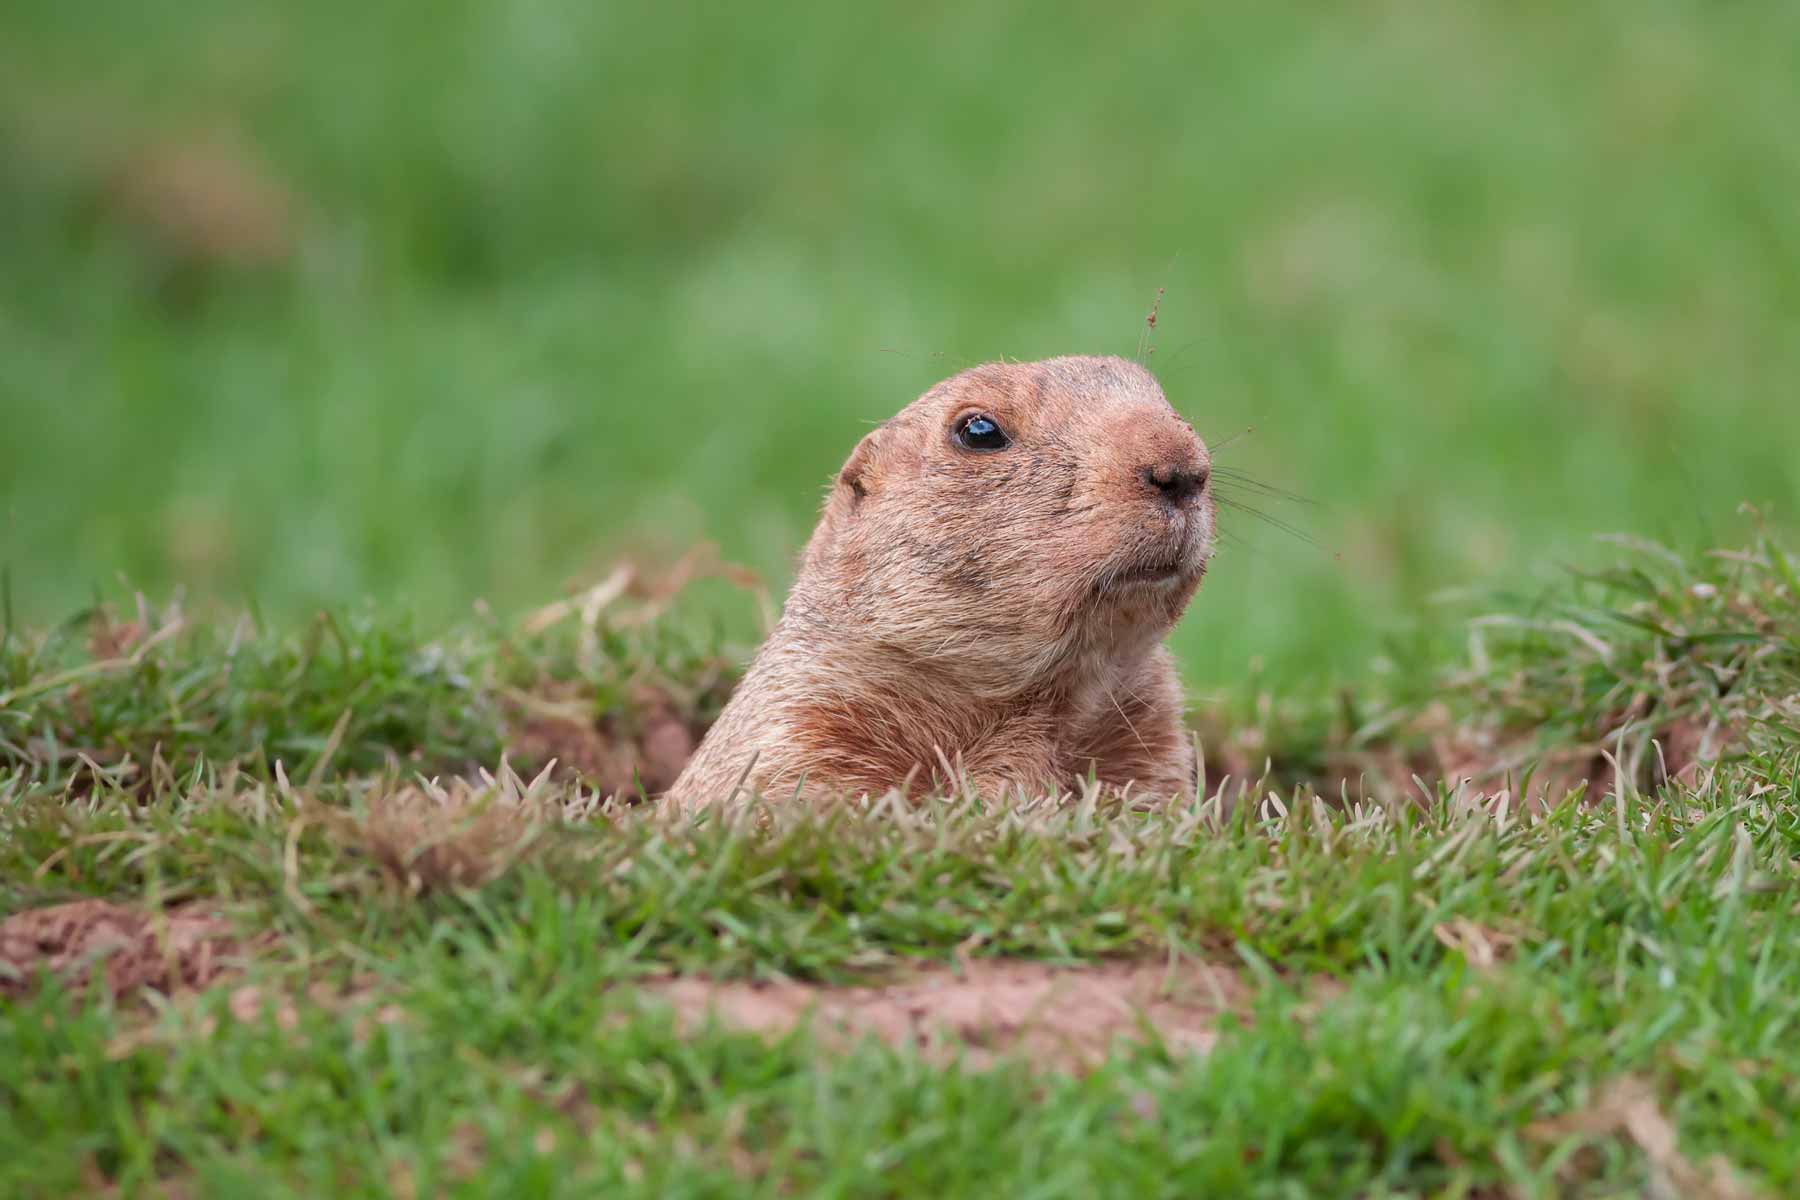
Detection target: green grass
<box><xmin>3</xmin><ymin>0</ymin><xmax>1799</xmax><ymax>688</ymax></box>
<box><xmin>3</xmin><ymin>534</ymin><xmax>1797</xmax><ymax>1196</ymax></box>
<box><xmin>0</xmin><ymin>574</ymin><xmax>737</xmax><ymax>796</ymax></box>
<box><xmin>4</xmin><ymin>2</ymin><xmax>1800</xmax><ymax>1193</ymax></box>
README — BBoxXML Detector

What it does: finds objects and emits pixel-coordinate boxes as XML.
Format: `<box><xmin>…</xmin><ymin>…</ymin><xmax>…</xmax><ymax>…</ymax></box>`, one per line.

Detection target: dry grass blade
<box><xmin>0</xmin><ymin>609</ymin><xmax>185</xmax><ymax>710</ymax></box>
<box><xmin>1528</xmin><ymin>1077</ymin><xmax>1763</xmax><ymax>1200</ymax></box>
<box><xmin>305</xmin><ymin>763</ymin><xmax>567</xmax><ymax>896</ymax></box>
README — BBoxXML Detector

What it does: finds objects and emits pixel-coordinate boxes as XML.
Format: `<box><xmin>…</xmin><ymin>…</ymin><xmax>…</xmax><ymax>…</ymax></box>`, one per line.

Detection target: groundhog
<box><xmin>668</xmin><ymin>355</ymin><xmax>1213</xmax><ymax>805</ymax></box>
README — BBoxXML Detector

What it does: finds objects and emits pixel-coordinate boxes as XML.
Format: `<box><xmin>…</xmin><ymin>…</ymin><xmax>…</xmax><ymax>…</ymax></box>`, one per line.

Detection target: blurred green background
<box><xmin>2</xmin><ymin>0</ymin><xmax>1796</xmax><ymax>690</ymax></box>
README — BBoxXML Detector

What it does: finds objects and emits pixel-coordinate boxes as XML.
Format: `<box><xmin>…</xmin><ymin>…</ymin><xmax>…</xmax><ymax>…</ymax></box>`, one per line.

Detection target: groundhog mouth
<box><xmin>1098</xmin><ymin>556</ymin><xmax>1198</xmax><ymax>592</ymax></box>
<box><xmin>1095</xmin><ymin>528</ymin><xmax>1211</xmax><ymax>595</ymax></box>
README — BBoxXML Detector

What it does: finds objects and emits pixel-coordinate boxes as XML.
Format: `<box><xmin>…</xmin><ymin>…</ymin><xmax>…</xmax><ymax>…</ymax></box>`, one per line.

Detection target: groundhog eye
<box><xmin>954</xmin><ymin>413</ymin><xmax>1010</xmax><ymax>452</ymax></box>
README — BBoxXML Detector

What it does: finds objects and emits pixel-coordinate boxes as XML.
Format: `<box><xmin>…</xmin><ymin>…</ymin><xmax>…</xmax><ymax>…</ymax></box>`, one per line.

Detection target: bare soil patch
<box><xmin>505</xmin><ymin>552</ymin><xmax>759</xmax><ymax>799</ymax></box>
<box><xmin>641</xmin><ymin>958</ymin><xmax>1263</xmax><ymax>1071</ymax></box>
<box><xmin>0</xmin><ymin>899</ymin><xmax>260</xmax><ymax>1001</ymax></box>
<box><xmin>509</xmin><ymin>682</ymin><xmax>699</xmax><ymax>799</ymax></box>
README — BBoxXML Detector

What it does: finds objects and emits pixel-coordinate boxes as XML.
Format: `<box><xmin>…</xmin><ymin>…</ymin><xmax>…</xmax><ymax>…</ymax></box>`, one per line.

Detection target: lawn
<box><xmin>3</xmin><ymin>1</ymin><xmax>1799</xmax><ymax>1195</ymax></box>
<box><xmin>3</xmin><ymin>529</ymin><xmax>1797</xmax><ymax>1196</ymax></box>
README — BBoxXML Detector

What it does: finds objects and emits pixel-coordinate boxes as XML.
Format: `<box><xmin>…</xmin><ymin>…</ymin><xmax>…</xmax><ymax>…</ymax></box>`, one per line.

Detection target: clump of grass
<box><xmin>295</xmin><ymin>759</ymin><xmax>570</xmax><ymax>898</ymax></box>
<box><xmin>0</xmin><ymin>594</ymin><xmax>506</xmax><ymax>787</ymax></box>
<box><xmin>1438</xmin><ymin>523</ymin><xmax>1800</xmax><ymax>790</ymax></box>
<box><xmin>0</xmin><ymin>558</ymin><xmax>743</xmax><ymax>794</ymax></box>
<box><xmin>1193</xmin><ymin>525</ymin><xmax>1800</xmax><ymax>803</ymax></box>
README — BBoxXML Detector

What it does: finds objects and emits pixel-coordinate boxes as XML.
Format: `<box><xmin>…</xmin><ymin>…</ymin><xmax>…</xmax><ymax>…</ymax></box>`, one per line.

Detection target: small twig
<box><xmin>520</xmin><ymin>565</ymin><xmax>634</xmax><ymax>636</ymax></box>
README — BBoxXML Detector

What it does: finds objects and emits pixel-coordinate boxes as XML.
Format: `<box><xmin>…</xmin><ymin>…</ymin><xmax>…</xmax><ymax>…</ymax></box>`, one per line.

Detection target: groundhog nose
<box><xmin>1141</xmin><ymin>461</ymin><xmax>1208</xmax><ymax>507</ymax></box>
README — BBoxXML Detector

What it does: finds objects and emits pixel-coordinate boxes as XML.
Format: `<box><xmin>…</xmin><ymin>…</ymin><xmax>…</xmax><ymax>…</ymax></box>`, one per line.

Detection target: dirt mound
<box><xmin>0</xmin><ymin>899</ymin><xmax>251</xmax><ymax>1000</ymax></box>
<box><xmin>643</xmin><ymin>958</ymin><xmax>1258</xmax><ymax>1071</ymax></box>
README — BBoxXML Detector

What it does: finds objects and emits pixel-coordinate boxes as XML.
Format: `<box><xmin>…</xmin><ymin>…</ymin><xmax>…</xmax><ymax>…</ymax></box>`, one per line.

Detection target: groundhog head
<box><xmin>793</xmin><ymin>355</ymin><xmax>1213</xmax><ymax>695</ymax></box>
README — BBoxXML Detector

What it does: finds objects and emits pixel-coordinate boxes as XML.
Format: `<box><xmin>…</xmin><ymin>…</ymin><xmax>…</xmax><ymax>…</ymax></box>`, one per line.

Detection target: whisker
<box><xmin>1213</xmin><ymin>495</ymin><xmax>1320</xmax><ymax>547</ymax></box>
<box><xmin>1206</xmin><ymin>426</ymin><xmax>1255</xmax><ymax>453</ymax></box>
<box><xmin>1210</xmin><ymin>470</ymin><xmax>1316</xmax><ymax>507</ymax></box>
<box><xmin>1209</xmin><ymin>525</ymin><xmax>1259</xmax><ymax>559</ymax></box>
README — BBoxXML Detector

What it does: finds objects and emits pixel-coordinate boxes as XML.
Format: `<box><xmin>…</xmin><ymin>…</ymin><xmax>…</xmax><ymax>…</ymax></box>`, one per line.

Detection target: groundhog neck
<box><xmin>759</xmin><ymin>599</ymin><xmax>1149</xmax><ymax>722</ymax></box>
<box><xmin>735</xmin><ymin>613</ymin><xmax>1169</xmax><ymax>798</ymax></box>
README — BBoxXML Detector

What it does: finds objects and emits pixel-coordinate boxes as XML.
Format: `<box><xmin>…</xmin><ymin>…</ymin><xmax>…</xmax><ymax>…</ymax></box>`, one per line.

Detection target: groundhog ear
<box><xmin>837</xmin><ymin>431</ymin><xmax>880</xmax><ymax>503</ymax></box>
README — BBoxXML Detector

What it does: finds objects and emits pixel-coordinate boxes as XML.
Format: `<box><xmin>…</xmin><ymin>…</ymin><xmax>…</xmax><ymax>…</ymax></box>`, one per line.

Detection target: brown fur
<box><xmin>668</xmin><ymin>355</ymin><xmax>1214</xmax><ymax>805</ymax></box>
